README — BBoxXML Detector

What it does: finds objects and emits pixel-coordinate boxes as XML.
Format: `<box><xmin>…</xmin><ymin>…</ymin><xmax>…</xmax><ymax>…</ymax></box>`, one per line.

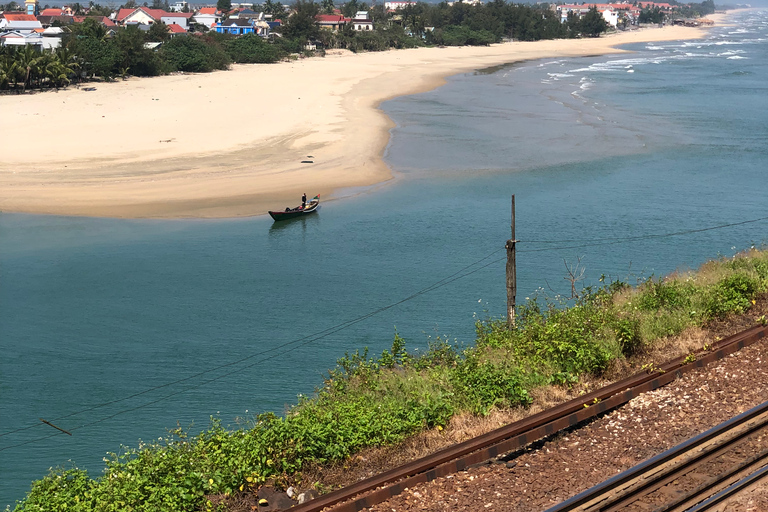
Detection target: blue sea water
<box><xmin>2</xmin><ymin>10</ymin><xmax>767</xmax><ymax>507</ymax></box>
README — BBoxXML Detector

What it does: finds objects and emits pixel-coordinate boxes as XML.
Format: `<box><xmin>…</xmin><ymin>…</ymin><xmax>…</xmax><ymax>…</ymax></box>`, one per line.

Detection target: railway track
<box><xmin>545</xmin><ymin>400</ymin><xmax>768</xmax><ymax>512</ymax></box>
<box><xmin>290</xmin><ymin>323</ymin><xmax>768</xmax><ymax>512</ymax></box>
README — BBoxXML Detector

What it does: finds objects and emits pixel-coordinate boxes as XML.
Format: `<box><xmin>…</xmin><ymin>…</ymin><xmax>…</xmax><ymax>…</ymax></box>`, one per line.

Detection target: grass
<box><xmin>10</xmin><ymin>248</ymin><xmax>768</xmax><ymax>512</ymax></box>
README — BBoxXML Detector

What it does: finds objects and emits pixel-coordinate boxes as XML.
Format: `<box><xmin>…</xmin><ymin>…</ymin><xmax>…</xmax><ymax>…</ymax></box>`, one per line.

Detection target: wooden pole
<box><xmin>506</xmin><ymin>195</ymin><xmax>516</xmax><ymax>329</ymax></box>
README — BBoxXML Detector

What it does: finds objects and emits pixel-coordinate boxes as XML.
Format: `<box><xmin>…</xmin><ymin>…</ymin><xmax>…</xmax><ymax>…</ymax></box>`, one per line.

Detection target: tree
<box><xmin>147</xmin><ymin>20</ymin><xmax>170</xmax><ymax>41</ymax></box>
<box><xmin>160</xmin><ymin>35</ymin><xmax>230</xmax><ymax>71</ymax></box>
<box><xmin>226</xmin><ymin>33</ymin><xmax>281</xmax><ymax>62</ymax></box>
<box><xmin>321</xmin><ymin>0</ymin><xmax>333</xmax><ymax>14</ymax></box>
<box><xmin>217</xmin><ymin>0</ymin><xmax>231</xmax><ymax>13</ymax></box>
<box><xmin>71</xmin><ymin>34</ymin><xmax>121</xmax><ymax>78</ymax></box>
<box><xmin>580</xmin><ymin>6</ymin><xmax>608</xmax><ymax>37</ymax></box>
<box><xmin>114</xmin><ymin>25</ymin><xmax>161</xmax><ymax>75</ymax></box>
<box><xmin>263</xmin><ymin>0</ymin><xmax>286</xmax><ymax>18</ymax></box>
<box><xmin>279</xmin><ymin>0</ymin><xmax>320</xmax><ymax>43</ymax></box>
<box><xmin>340</xmin><ymin>0</ymin><xmax>357</xmax><ymax>18</ymax></box>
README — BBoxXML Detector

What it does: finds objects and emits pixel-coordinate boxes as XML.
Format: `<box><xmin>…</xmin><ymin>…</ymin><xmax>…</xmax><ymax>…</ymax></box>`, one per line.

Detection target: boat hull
<box><xmin>268</xmin><ymin>204</ymin><xmax>319</xmax><ymax>221</ymax></box>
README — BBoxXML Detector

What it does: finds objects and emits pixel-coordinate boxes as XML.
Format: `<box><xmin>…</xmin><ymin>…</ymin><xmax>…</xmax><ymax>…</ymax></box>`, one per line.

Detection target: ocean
<box><xmin>1</xmin><ymin>9</ymin><xmax>767</xmax><ymax>507</ymax></box>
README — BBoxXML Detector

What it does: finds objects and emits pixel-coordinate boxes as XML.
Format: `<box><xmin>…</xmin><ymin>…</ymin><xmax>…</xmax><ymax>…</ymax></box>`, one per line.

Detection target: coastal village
<box><xmin>0</xmin><ymin>0</ymin><xmax>707</xmax><ymax>49</ymax></box>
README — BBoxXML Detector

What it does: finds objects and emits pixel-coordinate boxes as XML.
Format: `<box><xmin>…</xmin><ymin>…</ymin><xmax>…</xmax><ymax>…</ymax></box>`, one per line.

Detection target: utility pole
<box><xmin>506</xmin><ymin>195</ymin><xmax>516</xmax><ymax>329</ymax></box>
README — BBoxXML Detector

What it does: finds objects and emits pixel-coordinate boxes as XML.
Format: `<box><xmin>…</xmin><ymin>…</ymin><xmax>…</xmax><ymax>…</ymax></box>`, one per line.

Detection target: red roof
<box><xmin>198</xmin><ymin>7</ymin><xmax>219</xmax><ymax>15</ymax></box>
<box><xmin>116</xmin><ymin>7</ymin><xmax>194</xmax><ymax>22</ymax></box>
<box><xmin>72</xmin><ymin>15</ymin><xmax>116</xmax><ymax>26</ymax></box>
<box><xmin>40</xmin><ymin>8</ymin><xmax>64</xmax><ymax>16</ymax></box>
<box><xmin>316</xmin><ymin>14</ymin><xmax>349</xmax><ymax>23</ymax></box>
<box><xmin>167</xmin><ymin>22</ymin><xmax>186</xmax><ymax>33</ymax></box>
<box><xmin>3</xmin><ymin>14</ymin><xmax>38</xmax><ymax>21</ymax></box>
<box><xmin>117</xmin><ymin>7</ymin><xmax>156</xmax><ymax>21</ymax></box>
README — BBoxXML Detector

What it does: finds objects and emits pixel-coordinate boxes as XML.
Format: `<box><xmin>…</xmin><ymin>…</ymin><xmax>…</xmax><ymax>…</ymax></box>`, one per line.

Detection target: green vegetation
<box><xmin>11</xmin><ymin>248</ymin><xmax>768</xmax><ymax>512</ymax></box>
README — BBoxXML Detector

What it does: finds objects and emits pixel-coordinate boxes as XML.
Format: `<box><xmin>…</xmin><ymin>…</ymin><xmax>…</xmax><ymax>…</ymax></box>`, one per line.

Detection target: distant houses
<box><xmin>0</xmin><ymin>2</ymin><xmax>281</xmax><ymax>50</ymax></box>
<box><xmin>554</xmin><ymin>2</ymin><xmax>674</xmax><ymax>27</ymax></box>
<box><xmin>115</xmin><ymin>7</ymin><xmax>194</xmax><ymax>31</ymax></box>
<box><xmin>315</xmin><ymin>10</ymin><xmax>373</xmax><ymax>32</ymax></box>
<box><xmin>214</xmin><ymin>10</ymin><xmax>271</xmax><ymax>36</ymax></box>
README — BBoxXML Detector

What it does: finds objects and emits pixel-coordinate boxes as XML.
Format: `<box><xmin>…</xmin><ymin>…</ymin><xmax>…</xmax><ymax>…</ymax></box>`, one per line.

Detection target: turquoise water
<box><xmin>2</xmin><ymin>10</ymin><xmax>767</xmax><ymax>506</ymax></box>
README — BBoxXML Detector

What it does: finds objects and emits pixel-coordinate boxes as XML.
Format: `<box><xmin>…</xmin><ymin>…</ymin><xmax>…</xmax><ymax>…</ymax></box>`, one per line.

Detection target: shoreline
<box><xmin>0</xmin><ymin>16</ymin><xmax>731</xmax><ymax>219</ymax></box>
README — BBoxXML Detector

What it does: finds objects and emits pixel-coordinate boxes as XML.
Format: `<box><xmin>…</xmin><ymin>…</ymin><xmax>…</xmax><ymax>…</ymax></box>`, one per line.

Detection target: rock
<box><xmin>257</xmin><ymin>486</ymin><xmax>295</xmax><ymax>511</ymax></box>
<box><xmin>286</xmin><ymin>486</ymin><xmax>296</xmax><ymax>498</ymax></box>
<box><xmin>297</xmin><ymin>489</ymin><xmax>319</xmax><ymax>504</ymax></box>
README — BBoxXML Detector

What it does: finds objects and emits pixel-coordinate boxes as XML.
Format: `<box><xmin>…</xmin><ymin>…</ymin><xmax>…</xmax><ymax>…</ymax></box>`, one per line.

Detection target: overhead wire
<box><xmin>0</xmin><ymin>247</ymin><xmax>506</xmax><ymax>447</ymax></box>
<box><xmin>3</xmin><ymin>214</ymin><xmax>766</xmax><ymax>449</ymax></box>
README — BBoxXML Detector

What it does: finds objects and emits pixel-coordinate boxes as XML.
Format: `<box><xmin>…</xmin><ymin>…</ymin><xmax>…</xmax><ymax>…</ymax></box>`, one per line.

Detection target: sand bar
<box><xmin>0</xmin><ymin>19</ymin><xmax>724</xmax><ymax>218</ymax></box>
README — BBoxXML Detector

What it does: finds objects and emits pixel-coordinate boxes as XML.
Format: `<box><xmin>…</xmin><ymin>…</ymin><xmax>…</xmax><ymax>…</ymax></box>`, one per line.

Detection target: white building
<box><xmin>384</xmin><ymin>1</ymin><xmax>415</xmax><ymax>9</ymax></box>
<box><xmin>0</xmin><ymin>13</ymin><xmax>43</xmax><ymax>32</ymax></box>
<box><xmin>352</xmin><ymin>10</ymin><xmax>373</xmax><ymax>31</ymax></box>
<box><xmin>192</xmin><ymin>7</ymin><xmax>221</xmax><ymax>30</ymax></box>
<box><xmin>602</xmin><ymin>8</ymin><xmax>619</xmax><ymax>27</ymax></box>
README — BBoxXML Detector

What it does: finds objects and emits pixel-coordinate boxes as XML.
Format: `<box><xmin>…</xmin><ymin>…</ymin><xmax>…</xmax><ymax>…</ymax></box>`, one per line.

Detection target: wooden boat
<box><xmin>268</xmin><ymin>195</ymin><xmax>320</xmax><ymax>221</ymax></box>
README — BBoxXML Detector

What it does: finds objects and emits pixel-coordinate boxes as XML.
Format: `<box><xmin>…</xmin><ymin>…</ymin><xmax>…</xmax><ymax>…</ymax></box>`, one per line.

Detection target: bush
<box><xmin>160</xmin><ymin>36</ymin><xmax>230</xmax><ymax>73</ymax></box>
<box><xmin>226</xmin><ymin>34</ymin><xmax>282</xmax><ymax>63</ymax></box>
<box><xmin>636</xmin><ymin>278</ymin><xmax>695</xmax><ymax>311</ymax></box>
<box><xmin>450</xmin><ymin>353</ymin><xmax>531</xmax><ymax>415</ymax></box>
<box><xmin>704</xmin><ymin>273</ymin><xmax>760</xmax><ymax>319</ymax></box>
<box><xmin>70</xmin><ymin>37</ymin><xmax>121</xmax><ymax>79</ymax></box>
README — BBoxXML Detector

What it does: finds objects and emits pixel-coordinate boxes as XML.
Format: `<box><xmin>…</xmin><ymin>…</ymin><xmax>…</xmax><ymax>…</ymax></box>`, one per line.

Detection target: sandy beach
<box><xmin>0</xmin><ymin>17</ymin><xmax>726</xmax><ymax>218</ymax></box>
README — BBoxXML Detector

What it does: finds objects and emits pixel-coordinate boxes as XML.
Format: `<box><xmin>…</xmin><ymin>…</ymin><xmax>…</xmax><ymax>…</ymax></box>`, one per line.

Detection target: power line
<box><xmin>521</xmin><ymin>215</ymin><xmax>768</xmax><ymax>246</ymax></box>
<box><xmin>3</xmin><ymin>214</ymin><xmax>766</xmax><ymax>449</ymax></box>
<box><xmin>0</xmin><ymin>247</ymin><xmax>506</xmax><ymax>445</ymax></box>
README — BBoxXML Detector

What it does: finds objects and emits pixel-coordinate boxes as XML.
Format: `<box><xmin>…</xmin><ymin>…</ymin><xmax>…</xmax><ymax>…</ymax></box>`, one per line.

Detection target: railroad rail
<box><xmin>291</xmin><ymin>323</ymin><xmax>768</xmax><ymax>512</ymax></box>
<box><xmin>544</xmin><ymin>400</ymin><xmax>768</xmax><ymax>512</ymax></box>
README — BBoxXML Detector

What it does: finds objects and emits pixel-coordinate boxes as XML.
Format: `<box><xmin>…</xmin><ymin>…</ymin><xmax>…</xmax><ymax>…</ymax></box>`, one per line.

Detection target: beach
<box><xmin>0</xmin><ymin>19</ymin><xmax>723</xmax><ymax>218</ymax></box>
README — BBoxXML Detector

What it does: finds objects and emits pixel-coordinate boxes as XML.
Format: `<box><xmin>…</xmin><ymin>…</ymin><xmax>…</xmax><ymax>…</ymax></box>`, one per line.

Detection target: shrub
<box><xmin>635</xmin><ymin>278</ymin><xmax>695</xmax><ymax>311</ymax></box>
<box><xmin>703</xmin><ymin>273</ymin><xmax>760</xmax><ymax>319</ymax></box>
<box><xmin>226</xmin><ymin>34</ymin><xmax>282</xmax><ymax>63</ymax></box>
<box><xmin>450</xmin><ymin>353</ymin><xmax>531</xmax><ymax>415</ymax></box>
<box><xmin>161</xmin><ymin>36</ymin><xmax>230</xmax><ymax>73</ymax></box>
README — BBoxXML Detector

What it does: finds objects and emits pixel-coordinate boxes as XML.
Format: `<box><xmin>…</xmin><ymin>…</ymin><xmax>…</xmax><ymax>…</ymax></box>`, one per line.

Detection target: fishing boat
<box><xmin>268</xmin><ymin>195</ymin><xmax>320</xmax><ymax>221</ymax></box>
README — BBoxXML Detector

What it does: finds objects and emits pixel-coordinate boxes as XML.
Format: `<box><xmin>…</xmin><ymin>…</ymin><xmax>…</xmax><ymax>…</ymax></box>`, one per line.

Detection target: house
<box><xmin>0</xmin><ymin>13</ymin><xmax>43</xmax><ymax>32</ymax></box>
<box><xmin>115</xmin><ymin>7</ymin><xmax>193</xmax><ymax>29</ymax></box>
<box><xmin>191</xmin><ymin>7</ymin><xmax>220</xmax><ymax>29</ymax></box>
<box><xmin>384</xmin><ymin>1</ymin><xmax>416</xmax><ymax>10</ymax></box>
<box><xmin>39</xmin><ymin>7</ymin><xmax>65</xmax><ymax>16</ymax></box>
<box><xmin>215</xmin><ymin>17</ymin><xmax>256</xmax><ymax>35</ymax></box>
<box><xmin>169</xmin><ymin>1</ymin><xmax>188</xmax><ymax>12</ymax></box>
<box><xmin>351</xmin><ymin>10</ymin><xmax>372</xmax><ymax>31</ymax></box>
<box><xmin>72</xmin><ymin>15</ymin><xmax>116</xmax><ymax>28</ymax></box>
<box><xmin>0</xmin><ymin>29</ymin><xmax>42</xmax><ymax>46</ymax></box>
<box><xmin>41</xmin><ymin>25</ymin><xmax>64</xmax><ymax>48</ymax></box>
<box><xmin>37</xmin><ymin>14</ymin><xmax>74</xmax><ymax>26</ymax></box>
<box><xmin>316</xmin><ymin>13</ymin><xmax>349</xmax><ymax>31</ymax></box>
<box><xmin>161</xmin><ymin>11</ymin><xmax>193</xmax><ymax>29</ymax></box>
<box><xmin>166</xmin><ymin>22</ymin><xmax>187</xmax><ymax>35</ymax></box>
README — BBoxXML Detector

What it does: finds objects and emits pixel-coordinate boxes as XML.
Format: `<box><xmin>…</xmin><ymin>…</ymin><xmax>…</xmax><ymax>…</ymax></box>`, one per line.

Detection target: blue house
<box><xmin>215</xmin><ymin>18</ymin><xmax>255</xmax><ymax>35</ymax></box>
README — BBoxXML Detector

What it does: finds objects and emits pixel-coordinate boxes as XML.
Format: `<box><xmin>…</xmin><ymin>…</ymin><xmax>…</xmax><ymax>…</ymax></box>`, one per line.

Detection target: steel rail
<box><xmin>685</xmin><ymin>463</ymin><xmax>768</xmax><ymax>512</ymax></box>
<box><xmin>653</xmin><ymin>447</ymin><xmax>768</xmax><ymax>512</ymax></box>
<box><xmin>291</xmin><ymin>323</ymin><xmax>768</xmax><ymax>512</ymax></box>
<box><xmin>544</xmin><ymin>400</ymin><xmax>768</xmax><ymax>512</ymax></box>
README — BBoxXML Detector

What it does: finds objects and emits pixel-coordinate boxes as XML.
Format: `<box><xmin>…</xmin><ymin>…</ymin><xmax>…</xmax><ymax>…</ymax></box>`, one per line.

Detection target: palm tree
<box><xmin>0</xmin><ymin>53</ymin><xmax>14</xmax><ymax>91</ymax></box>
<box><xmin>15</xmin><ymin>45</ymin><xmax>42</xmax><ymax>92</ymax></box>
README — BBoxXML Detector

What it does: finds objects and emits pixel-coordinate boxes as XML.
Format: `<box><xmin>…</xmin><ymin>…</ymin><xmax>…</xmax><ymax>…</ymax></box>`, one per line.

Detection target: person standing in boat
<box><xmin>301</xmin><ymin>193</ymin><xmax>307</xmax><ymax>209</ymax></box>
